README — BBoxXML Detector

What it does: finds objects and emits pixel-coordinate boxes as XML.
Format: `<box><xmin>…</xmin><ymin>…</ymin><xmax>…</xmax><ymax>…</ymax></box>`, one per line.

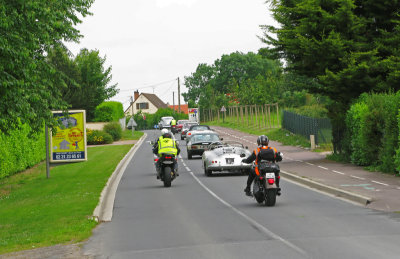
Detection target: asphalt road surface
<box><xmin>83</xmin><ymin>130</ymin><xmax>400</xmax><ymax>259</ymax></box>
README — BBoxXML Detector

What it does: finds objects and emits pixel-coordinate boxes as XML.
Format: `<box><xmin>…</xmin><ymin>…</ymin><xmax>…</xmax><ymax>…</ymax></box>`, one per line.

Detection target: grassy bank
<box><xmin>121</xmin><ymin>129</ymin><xmax>144</xmax><ymax>140</ymax></box>
<box><xmin>206</xmin><ymin>120</ymin><xmax>332</xmax><ymax>152</ymax></box>
<box><xmin>0</xmin><ymin>144</ymin><xmax>134</xmax><ymax>254</ymax></box>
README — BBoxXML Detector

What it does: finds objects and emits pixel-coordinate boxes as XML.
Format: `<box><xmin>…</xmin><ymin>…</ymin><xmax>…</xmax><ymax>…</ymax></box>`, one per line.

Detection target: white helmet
<box><xmin>161</xmin><ymin>129</ymin><xmax>168</xmax><ymax>135</ymax></box>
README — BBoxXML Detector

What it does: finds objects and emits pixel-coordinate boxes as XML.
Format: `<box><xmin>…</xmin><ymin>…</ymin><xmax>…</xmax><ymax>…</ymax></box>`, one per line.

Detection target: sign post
<box><xmin>50</xmin><ymin>110</ymin><xmax>87</xmax><ymax>163</ymax></box>
<box><xmin>220</xmin><ymin>106</ymin><xmax>227</xmax><ymax>123</ymax></box>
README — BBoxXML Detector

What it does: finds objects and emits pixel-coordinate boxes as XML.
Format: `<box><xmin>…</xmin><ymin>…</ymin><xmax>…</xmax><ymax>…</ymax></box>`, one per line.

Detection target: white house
<box><xmin>124</xmin><ymin>90</ymin><xmax>168</xmax><ymax>116</ymax></box>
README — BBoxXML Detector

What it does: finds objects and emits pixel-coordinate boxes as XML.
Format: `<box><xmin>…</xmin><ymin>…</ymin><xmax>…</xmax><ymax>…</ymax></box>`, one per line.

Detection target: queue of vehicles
<box><xmin>152</xmin><ymin>116</ymin><xmax>281</xmax><ymax>206</ymax></box>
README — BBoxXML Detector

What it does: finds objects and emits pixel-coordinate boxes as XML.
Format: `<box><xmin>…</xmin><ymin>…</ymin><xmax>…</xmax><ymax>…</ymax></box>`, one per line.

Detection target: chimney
<box><xmin>134</xmin><ymin>90</ymin><xmax>139</xmax><ymax>101</ymax></box>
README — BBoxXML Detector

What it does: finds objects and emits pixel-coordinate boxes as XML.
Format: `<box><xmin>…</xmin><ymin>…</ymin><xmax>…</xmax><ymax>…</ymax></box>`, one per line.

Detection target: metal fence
<box><xmin>282</xmin><ymin>110</ymin><xmax>332</xmax><ymax>144</ymax></box>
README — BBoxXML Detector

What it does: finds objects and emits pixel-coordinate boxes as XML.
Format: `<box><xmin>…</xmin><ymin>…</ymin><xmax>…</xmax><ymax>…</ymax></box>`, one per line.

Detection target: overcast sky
<box><xmin>65</xmin><ymin>0</ymin><xmax>276</xmax><ymax>110</ymax></box>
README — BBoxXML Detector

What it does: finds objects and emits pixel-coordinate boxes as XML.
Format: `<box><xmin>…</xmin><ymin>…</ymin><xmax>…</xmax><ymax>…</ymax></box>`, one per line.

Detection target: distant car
<box><xmin>158</xmin><ymin>116</ymin><xmax>174</xmax><ymax>130</ymax></box>
<box><xmin>180</xmin><ymin>122</ymin><xmax>199</xmax><ymax>140</ymax></box>
<box><xmin>176</xmin><ymin>120</ymin><xmax>190</xmax><ymax>132</ymax></box>
<box><xmin>186</xmin><ymin>130</ymin><xmax>221</xmax><ymax>159</ymax></box>
<box><xmin>202</xmin><ymin>141</ymin><xmax>252</xmax><ymax>176</ymax></box>
<box><xmin>185</xmin><ymin>125</ymin><xmax>212</xmax><ymax>143</ymax></box>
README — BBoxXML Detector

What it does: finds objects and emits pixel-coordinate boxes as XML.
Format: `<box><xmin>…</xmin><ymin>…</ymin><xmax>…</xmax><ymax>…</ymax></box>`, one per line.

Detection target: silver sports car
<box><xmin>202</xmin><ymin>141</ymin><xmax>252</xmax><ymax>176</ymax></box>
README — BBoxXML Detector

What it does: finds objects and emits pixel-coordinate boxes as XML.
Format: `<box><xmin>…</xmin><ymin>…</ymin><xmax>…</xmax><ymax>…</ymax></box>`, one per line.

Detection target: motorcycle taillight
<box><xmin>154</xmin><ymin>158</ymin><xmax>159</xmax><ymax>162</ymax></box>
<box><xmin>259</xmin><ymin>176</ymin><xmax>264</xmax><ymax>180</ymax></box>
<box><xmin>268</xmin><ymin>178</ymin><xmax>275</xmax><ymax>185</ymax></box>
<box><xmin>165</xmin><ymin>156</ymin><xmax>172</xmax><ymax>159</ymax></box>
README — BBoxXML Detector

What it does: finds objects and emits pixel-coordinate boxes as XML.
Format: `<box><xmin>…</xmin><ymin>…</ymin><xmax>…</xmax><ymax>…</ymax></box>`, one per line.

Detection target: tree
<box><xmin>262</xmin><ymin>0</ymin><xmax>400</xmax><ymax>152</ymax></box>
<box><xmin>0</xmin><ymin>0</ymin><xmax>94</xmax><ymax>134</ymax></box>
<box><xmin>183</xmin><ymin>52</ymin><xmax>282</xmax><ymax>108</ymax></box>
<box><xmin>69</xmin><ymin>49</ymin><xmax>118</xmax><ymax>121</ymax></box>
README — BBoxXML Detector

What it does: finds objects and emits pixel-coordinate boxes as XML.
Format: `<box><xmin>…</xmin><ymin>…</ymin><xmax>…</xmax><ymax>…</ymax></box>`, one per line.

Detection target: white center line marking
<box><xmin>318</xmin><ymin>166</ymin><xmax>328</xmax><ymax>170</ymax></box>
<box><xmin>372</xmin><ymin>180</ymin><xmax>389</xmax><ymax>186</ymax></box>
<box><xmin>332</xmin><ymin>170</ymin><xmax>345</xmax><ymax>175</ymax></box>
<box><xmin>350</xmin><ymin>175</ymin><xmax>365</xmax><ymax>180</ymax></box>
<box><xmin>185</xmin><ymin>166</ymin><xmax>190</xmax><ymax>171</ymax></box>
<box><xmin>188</xmin><ymin>170</ymin><xmax>307</xmax><ymax>256</ymax></box>
<box><xmin>305</xmin><ymin>162</ymin><xmax>314</xmax><ymax>166</ymax></box>
<box><xmin>295</xmin><ymin>160</ymin><xmax>303</xmax><ymax>163</ymax></box>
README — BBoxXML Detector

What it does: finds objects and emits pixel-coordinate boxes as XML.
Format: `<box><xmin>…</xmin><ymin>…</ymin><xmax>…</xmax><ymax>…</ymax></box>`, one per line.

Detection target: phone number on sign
<box><xmin>53</xmin><ymin>152</ymin><xmax>85</xmax><ymax>160</ymax></box>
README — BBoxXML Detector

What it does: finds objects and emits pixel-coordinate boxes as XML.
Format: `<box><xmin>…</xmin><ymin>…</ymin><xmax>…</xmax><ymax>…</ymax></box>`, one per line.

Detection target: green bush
<box><xmin>287</xmin><ymin>104</ymin><xmax>328</xmax><ymax>118</ymax></box>
<box><xmin>346</xmin><ymin>92</ymin><xmax>400</xmax><ymax>173</ymax></box>
<box><xmin>86</xmin><ymin>129</ymin><xmax>113</xmax><ymax>145</ymax></box>
<box><xmin>0</xmin><ymin>124</ymin><xmax>45</xmax><ymax>179</ymax></box>
<box><xmin>132</xmin><ymin>108</ymin><xmax>188</xmax><ymax>130</ymax></box>
<box><xmin>103</xmin><ymin>122</ymin><xmax>122</xmax><ymax>141</ymax></box>
<box><xmin>94</xmin><ymin>101</ymin><xmax>124</xmax><ymax>122</ymax></box>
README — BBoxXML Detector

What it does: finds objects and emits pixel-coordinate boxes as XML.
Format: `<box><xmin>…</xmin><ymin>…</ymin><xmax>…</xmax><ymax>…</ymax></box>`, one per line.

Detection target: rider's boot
<box><xmin>244</xmin><ymin>186</ymin><xmax>252</xmax><ymax>197</ymax></box>
<box><xmin>276</xmin><ymin>176</ymin><xmax>281</xmax><ymax>196</ymax></box>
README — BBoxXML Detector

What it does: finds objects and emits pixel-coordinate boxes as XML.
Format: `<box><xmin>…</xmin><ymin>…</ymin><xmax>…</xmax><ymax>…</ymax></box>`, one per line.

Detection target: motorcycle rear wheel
<box><xmin>265</xmin><ymin>188</ymin><xmax>276</xmax><ymax>206</ymax></box>
<box><xmin>163</xmin><ymin>167</ymin><xmax>172</xmax><ymax>187</ymax></box>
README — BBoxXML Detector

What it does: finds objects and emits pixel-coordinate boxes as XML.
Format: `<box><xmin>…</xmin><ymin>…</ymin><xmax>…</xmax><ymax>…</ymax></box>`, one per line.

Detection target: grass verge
<box><xmin>0</xmin><ymin>144</ymin><xmax>133</xmax><ymax>255</ymax></box>
<box><xmin>121</xmin><ymin>130</ymin><xmax>144</xmax><ymax>140</ymax></box>
<box><xmin>206</xmin><ymin>120</ymin><xmax>333</xmax><ymax>152</ymax></box>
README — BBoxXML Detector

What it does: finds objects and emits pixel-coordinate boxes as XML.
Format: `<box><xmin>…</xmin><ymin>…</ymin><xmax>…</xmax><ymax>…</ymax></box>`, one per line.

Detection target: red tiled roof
<box><xmin>169</xmin><ymin>104</ymin><xmax>189</xmax><ymax>114</ymax></box>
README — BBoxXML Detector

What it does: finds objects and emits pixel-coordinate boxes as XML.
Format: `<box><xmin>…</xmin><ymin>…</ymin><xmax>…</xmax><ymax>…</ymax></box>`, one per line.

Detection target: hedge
<box><xmin>345</xmin><ymin>92</ymin><xmax>400</xmax><ymax>173</ymax></box>
<box><xmin>94</xmin><ymin>101</ymin><xmax>124</xmax><ymax>122</ymax></box>
<box><xmin>0</xmin><ymin>124</ymin><xmax>46</xmax><ymax>179</ymax></box>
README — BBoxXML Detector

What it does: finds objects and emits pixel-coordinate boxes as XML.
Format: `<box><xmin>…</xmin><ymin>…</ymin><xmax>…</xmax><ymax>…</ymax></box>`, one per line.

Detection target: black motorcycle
<box><xmin>252</xmin><ymin>161</ymin><xmax>280</xmax><ymax>206</ymax></box>
<box><xmin>154</xmin><ymin>153</ymin><xmax>178</xmax><ymax>187</ymax></box>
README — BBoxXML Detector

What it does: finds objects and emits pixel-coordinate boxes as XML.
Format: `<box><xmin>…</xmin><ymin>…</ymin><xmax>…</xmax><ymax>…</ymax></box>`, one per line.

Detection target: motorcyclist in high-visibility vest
<box><xmin>153</xmin><ymin>130</ymin><xmax>180</xmax><ymax>178</ymax></box>
<box><xmin>170</xmin><ymin>118</ymin><xmax>177</xmax><ymax>134</ymax></box>
<box><xmin>152</xmin><ymin>128</ymin><xmax>168</xmax><ymax>150</ymax></box>
<box><xmin>241</xmin><ymin>135</ymin><xmax>282</xmax><ymax>196</ymax></box>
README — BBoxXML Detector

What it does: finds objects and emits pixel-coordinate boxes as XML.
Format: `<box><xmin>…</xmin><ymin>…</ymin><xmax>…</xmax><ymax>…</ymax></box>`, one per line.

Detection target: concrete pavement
<box><xmin>212</xmin><ymin>126</ymin><xmax>400</xmax><ymax>212</ymax></box>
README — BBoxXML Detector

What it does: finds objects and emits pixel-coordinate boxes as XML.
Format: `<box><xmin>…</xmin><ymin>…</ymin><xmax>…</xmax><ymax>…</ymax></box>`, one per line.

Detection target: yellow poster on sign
<box><xmin>50</xmin><ymin>110</ymin><xmax>87</xmax><ymax>162</ymax></box>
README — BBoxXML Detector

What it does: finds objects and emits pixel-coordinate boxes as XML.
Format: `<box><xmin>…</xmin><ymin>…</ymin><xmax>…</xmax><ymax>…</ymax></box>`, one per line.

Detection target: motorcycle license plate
<box><xmin>225</xmin><ymin>158</ymin><xmax>234</xmax><ymax>164</ymax></box>
<box><xmin>265</xmin><ymin>173</ymin><xmax>275</xmax><ymax>178</ymax></box>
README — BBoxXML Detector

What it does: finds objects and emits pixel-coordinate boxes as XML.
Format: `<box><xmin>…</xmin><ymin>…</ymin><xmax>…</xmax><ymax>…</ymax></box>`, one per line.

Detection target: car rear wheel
<box><xmin>204</xmin><ymin>163</ymin><xmax>212</xmax><ymax>176</ymax></box>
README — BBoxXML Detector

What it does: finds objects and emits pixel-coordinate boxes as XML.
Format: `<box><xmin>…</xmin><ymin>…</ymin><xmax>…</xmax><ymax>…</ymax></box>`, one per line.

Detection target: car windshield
<box><xmin>190</xmin><ymin>125</ymin><xmax>209</xmax><ymax>131</ymax></box>
<box><xmin>191</xmin><ymin>134</ymin><xmax>220</xmax><ymax>143</ymax></box>
<box><xmin>184</xmin><ymin>123</ymin><xmax>198</xmax><ymax>129</ymax></box>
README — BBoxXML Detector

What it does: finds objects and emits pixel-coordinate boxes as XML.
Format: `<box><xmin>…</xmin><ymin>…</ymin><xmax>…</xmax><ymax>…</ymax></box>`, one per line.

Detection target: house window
<box><xmin>136</xmin><ymin>102</ymin><xmax>149</xmax><ymax>109</ymax></box>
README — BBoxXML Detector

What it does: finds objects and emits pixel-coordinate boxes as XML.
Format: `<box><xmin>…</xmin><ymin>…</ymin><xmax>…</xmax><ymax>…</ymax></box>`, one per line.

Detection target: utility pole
<box><xmin>177</xmin><ymin>77</ymin><xmax>181</xmax><ymax>113</ymax></box>
<box><xmin>173</xmin><ymin>91</ymin><xmax>175</xmax><ymax>112</ymax></box>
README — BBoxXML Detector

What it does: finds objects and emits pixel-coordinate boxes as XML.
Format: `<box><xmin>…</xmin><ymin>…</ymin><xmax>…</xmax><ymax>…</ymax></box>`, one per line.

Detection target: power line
<box><xmin>119</xmin><ymin>78</ymin><xmax>177</xmax><ymax>92</ymax></box>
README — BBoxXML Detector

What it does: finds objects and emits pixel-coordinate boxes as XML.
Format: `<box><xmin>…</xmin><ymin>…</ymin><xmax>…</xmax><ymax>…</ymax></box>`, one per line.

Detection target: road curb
<box><xmin>280</xmin><ymin>170</ymin><xmax>373</xmax><ymax>206</ymax></box>
<box><xmin>93</xmin><ymin>133</ymin><xmax>147</xmax><ymax>222</ymax></box>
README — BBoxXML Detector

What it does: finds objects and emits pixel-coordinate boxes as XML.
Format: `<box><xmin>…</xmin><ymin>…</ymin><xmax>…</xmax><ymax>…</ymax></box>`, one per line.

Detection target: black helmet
<box><xmin>257</xmin><ymin>135</ymin><xmax>269</xmax><ymax>146</ymax></box>
<box><xmin>163</xmin><ymin>133</ymin><xmax>172</xmax><ymax>139</ymax></box>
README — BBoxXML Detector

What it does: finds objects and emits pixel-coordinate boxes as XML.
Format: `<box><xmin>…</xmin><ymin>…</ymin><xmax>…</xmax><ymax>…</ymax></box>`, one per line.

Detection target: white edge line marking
<box><xmin>188</xmin><ymin>171</ymin><xmax>307</xmax><ymax>256</ymax></box>
<box><xmin>350</xmin><ymin>175</ymin><xmax>365</xmax><ymax>180</ymax></box>
<box><xmin>332</xmin><ymin>170</ymin><xmax>345</xmax><ymax>175</ymax></box>
<box><xmin>318</xmin><ymin>166</ymin><xmax>328</xmax><ymax>170</ymax></box>
<box><xmin>305</xmin><ymin>162</ymin><xmax>314</xmax><ymax>166</ymax></box>
<box><xmin>295</xmin><ymin>160</ymin><xmax>303</xmax><ymax>163</ymax></box>
<box><xmin>185</xmin><ymin>166</ymin><xmax>190</xmax><ymax>171</ymax></box>
<box><xmin>372</xmin><ymin>180</ymin><xmax>389</xmax><ymax>186</ymax></box>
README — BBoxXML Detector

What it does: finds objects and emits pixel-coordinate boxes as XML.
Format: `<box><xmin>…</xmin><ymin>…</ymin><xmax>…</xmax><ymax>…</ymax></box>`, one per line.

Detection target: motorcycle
<box><xmin>153</xmin><ymin>152</ymin><xmax>178</xmax><ymax>187</ymax></box>
<box><xmin>171</xmin><ymin>125</ymin><xmax>177</xmax><ymax>134</ymax></box>
<box><xmin>252</xmin><ymin>160</ymin><xmax>280</xmax><ymax>206</ymax></box>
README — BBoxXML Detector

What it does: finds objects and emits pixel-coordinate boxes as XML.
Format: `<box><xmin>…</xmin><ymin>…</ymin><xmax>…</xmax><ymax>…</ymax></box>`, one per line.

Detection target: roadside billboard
<box><xmin>50</xmin><ymin>110</ymin><xmax>87</xmax><ymax>162</ymax></box>
<box><xmin>188</xmin><ymin>108</ymin><xmax>199</xmax><ymax>122</ymax></box>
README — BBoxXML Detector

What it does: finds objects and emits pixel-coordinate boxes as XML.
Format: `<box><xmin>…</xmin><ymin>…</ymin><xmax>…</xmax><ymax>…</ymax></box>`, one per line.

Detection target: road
<box><xmin>84</xmin><ymin>130</ymin><xmax>400</xmax><ymax>259</ymax></box>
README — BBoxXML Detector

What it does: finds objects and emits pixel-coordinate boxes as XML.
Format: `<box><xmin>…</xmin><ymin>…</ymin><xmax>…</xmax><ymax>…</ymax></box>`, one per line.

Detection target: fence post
<box><xmin>310</xmin><ymin>135</ymin><xmax>316</xmax><ymax>150</ymax></box>
<box><xmin>276</xmin><ymin>103</ymin><xmax>280</xmax><ymax>128</ymax></box>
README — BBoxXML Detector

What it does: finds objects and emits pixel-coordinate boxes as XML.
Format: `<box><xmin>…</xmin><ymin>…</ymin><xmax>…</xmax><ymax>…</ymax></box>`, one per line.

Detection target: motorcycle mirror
<box><xmin>240</xmin><ymin>153</ymin><xmax>246</xmax><ymax>157</ymax></box>
<box><xmin>220</xmin><ymin>138</ymin><xmax>223</xmax><ymax>141</ymax></box>
<box><xmin>245</xmin><ymin>146</ymin><xmax>248</xmax><ymax>149</ymax></box>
